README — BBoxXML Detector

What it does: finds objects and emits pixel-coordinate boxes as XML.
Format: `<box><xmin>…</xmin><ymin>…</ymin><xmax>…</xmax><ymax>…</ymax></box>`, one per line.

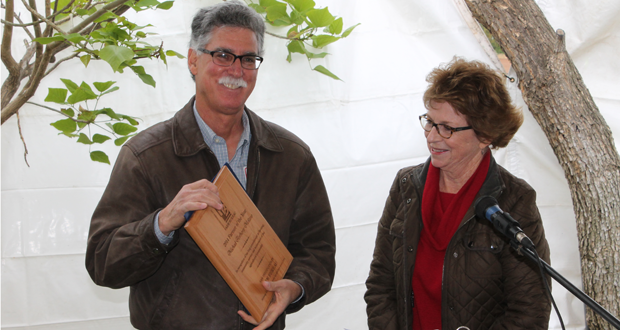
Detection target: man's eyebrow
<box><xmin>212</xmin><ymin>47</ymin><xmax>258</xmax><ymax>56</ymax></box>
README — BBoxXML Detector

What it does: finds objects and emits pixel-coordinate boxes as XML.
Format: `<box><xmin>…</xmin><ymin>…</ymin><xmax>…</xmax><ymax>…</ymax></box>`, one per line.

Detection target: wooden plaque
<box><xmin>184</xmin><ymin>165</ymin><xmax>293</xmax><ymax>322</ymax></box>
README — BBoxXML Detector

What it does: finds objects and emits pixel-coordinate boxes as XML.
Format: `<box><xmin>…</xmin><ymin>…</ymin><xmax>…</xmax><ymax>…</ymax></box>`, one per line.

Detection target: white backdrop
<box><xmin>2</xmin><ymin>0</ymin><xmax>619</xmax><ymax>329</ymax></box>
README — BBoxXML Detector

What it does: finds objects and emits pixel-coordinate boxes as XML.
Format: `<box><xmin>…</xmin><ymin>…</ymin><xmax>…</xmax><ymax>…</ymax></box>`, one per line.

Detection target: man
<box><xmin>85</xmin><ymin>2</ymin><xmax>336</xmax><ymax>329</ymax></box>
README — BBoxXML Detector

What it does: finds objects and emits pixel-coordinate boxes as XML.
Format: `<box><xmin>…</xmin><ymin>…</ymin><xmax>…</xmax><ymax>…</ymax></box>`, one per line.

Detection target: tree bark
<box><xmin>1</xmin><ymin>0</ymin><xmax>133</xmax><ymax>124</ymax></box>
<box><xmin>464</xmin><ymin>0</ymin><xmax>620</xmax><ymax>328</ymax></box>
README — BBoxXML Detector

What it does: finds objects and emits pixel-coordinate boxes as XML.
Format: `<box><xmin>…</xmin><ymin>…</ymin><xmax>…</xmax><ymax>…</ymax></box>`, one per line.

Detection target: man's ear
<box><xmin>188</xmin><ymin>48</ymin><xmax>199</xmax><ymax>76</ymax></box>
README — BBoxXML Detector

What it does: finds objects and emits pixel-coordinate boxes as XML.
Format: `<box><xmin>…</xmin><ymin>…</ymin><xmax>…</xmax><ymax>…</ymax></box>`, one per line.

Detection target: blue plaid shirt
<box><xmin>155</xmin><ymin>103</ymin><xmax>251</xmax><ymax>244</ymax></box>
<box><xmin>192</xmin><ymin>103</ymin><xmax>251</xmax><ymax>189</ymax></box>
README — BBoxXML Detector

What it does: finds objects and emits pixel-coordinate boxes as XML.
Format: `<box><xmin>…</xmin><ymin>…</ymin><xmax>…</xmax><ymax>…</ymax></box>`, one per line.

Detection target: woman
<box><xmin>365</xmin><ymin>57</ymin><xmax>551</xmax><ymax>330</ymax></box>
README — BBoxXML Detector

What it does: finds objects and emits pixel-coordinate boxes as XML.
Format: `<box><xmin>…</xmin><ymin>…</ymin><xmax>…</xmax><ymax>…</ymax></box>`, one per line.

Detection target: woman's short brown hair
<box><xmin>423</xmin><ymin>57</ymin><xmax>523</xmax><ymax>149</ymax></box>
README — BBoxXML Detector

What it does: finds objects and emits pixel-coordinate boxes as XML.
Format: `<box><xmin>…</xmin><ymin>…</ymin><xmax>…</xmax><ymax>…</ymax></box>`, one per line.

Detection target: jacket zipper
<box><xmin>440</xmin><ymin>214</ymin><xmax>475</xmax><ymax>327</ymax></box>
<box><xmin>248</xmin><ymin>149</ymin><xmax>260</xmax><ymax>199</ymax></box>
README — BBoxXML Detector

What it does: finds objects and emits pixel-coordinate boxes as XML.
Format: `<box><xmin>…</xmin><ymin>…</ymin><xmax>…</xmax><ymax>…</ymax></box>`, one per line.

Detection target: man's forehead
<box><xmin>205</xmin><ymin>26</ymin><xmax>258</xmax><ymax>54</ymax></box>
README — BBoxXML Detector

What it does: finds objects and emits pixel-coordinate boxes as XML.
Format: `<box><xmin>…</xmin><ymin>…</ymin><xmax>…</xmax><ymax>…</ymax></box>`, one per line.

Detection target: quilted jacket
<box><xmin>365</xmin><ymin>155</ymin><xmax>551</xmax><ymax>330</ymax></box>
<box><xmin>86</xmin><ymin>97</ymin><xmax>336</xmax><ymax>330</ymax></box>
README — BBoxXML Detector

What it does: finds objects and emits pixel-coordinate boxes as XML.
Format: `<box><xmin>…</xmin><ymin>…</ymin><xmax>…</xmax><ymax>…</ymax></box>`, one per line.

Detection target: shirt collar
<box><xmin>192</xmin><ymin>101</ymin><xmax>251</xmax><ymax>147</ymax></box>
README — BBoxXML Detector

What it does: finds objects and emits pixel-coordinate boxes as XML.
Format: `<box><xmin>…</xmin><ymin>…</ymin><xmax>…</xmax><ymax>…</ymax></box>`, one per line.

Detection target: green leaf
<box><xmin>77</xmin><ymin>133</ymin><xmax>94</xmax><ymax>145</ymax></box>
<box><xmin>165</xmin><ymin>50</ymin><xmax>185</xmax><ymax>58</ymax></box>
<box><xmin>290</xmin><ymin>9</ymin><xmax>305</xmax><ymax>25</ymax></box>
<box><xmin>99</xmin><ymin>45</ymin><xmax>134</xmax><ymax>72</ymax></box>
<box><xmin>100</xmin><ymin>86</ymin><xmax>120</xmax><ymax>96</ymax></box>
<box><xmin>311</xmin><ymin>34</ymin><xmax>340</xmax><ymax>48</ymax></box>
<box><xmin>326</xmin><ymin>17</ymin><xmax>343</xmax><ymax>35</ymax></box>
<box><xmin>157</xmin><ymin>1</ymin><xmax>174</xmax><ymax>10</ymax></box>
<box><xmin>80</xmin><ymin>55</ymin><xmax>91</xmax><ymax>67</ymax></box>
<box><xmin>33</xmin><ymin>36</ymin><xmax>64</xmax><ymax>45</ymax></box>
<box><xmin>50</xmin><ymin>118</ymin><xmax>77</xmax><ymax>133</ymax></box>
<box><xmin>305</xmin><ymin>51</ymin><xmax>328</xmax><ymax>59</ymax></box>
<box><xmin>266</xmin><ymin>2</ymin><xmax>289</xmax><ymax>22</ymax></box>
<box><xmin>287</xmin><ymin>40</ymin><xmax>307</xmax><ymax>55</ymax></box>
<box><xmin>93</xmin><ymin>81</ymin><xmax>116</xmax><ymax>92</ymax></box>
<box><xmin>94</xmin><ymin>11</ymin><xmax>117</xmax><ymax>23</ymax></box>
<box><xmin>307</xmin><ymin>7</ymin><xmax>335</xmax><ymax>27</ymax></box>
<box><xmin>120</xmin><ymin>115</ymin><xmax>140</xmax><ymax>126</ymax></box>
<box><xmin>67</xmin><ymin>82</ymin><xmax>98</xmax><ymax>104</ymax></box>
<box><xmin>287</xmin><ymin>26</ymin><xmax>300</xmax><ymax>39</ymax></box>
<box><xmin>64</xmin><ymin>33</ymin><xmax>86</xmax><ymax>43</ymax></box>
<box><xmin>75</xmin><ymin>8</ymin><xmax>89</xmax><ymax>16</ymax></box>
<box><xmin>113</xmin><ymin>122</ymin><xmax>138</xmax><ymax>136</ymax></box>
<box><xmin>45</xmin><ymin>88</ymin><xmax>68</xmax><ymax>104</ymax></box>
<box><xmin>130</xmin><ymin>66</ymin><xmax>156</xmax><ymax>87</ymax></box>
<box><xmin>61</xmin><ymin>108</ymin><xmax>75</xmax><ymax>117</ymax></box>
<box><xmin>342</xmin><ymin>23</ymin><xmax>361</xmax><ymax>38</ymax></box>
<box><xmin>286</xmin><ymin>0</ymin><xmax>316</xmax><ymax>12</ymax></box>
<box><xmin>259</xmin><ymin>0</ymin><xmax>283</xmax><ymax>7</ymax></box>
<box><xmin>135</xmin><ymin>0</ymin><xmax>160</xmax><ymax>7</ymax></box>
<box><xmin>248</xmin><ymin>3</ymin><xmax>266</xmax><ymax>14</ymax></box>
<box><xmin>92</xmin><ymin>134</ymin><xmax>111</xmax><ymax>144</ymax></box>
<box><xmin>97</xmin><ymin>108</ymin><xmax>120</xmax><ymax>120</ymax></box>
<box><xmin>313</xmin><ymin>65</ymin><xmax>341</xmax><ymax>80</ymax></box>
<box><xmin>90</xmin><ymin>151</ymin><xmax>110</xmax><ymax>164</ymax></box>
<box><xmin>60</xmin><ymin>78</ymin><xmax>79</xmax><ymax>93</ymax></box>
<box><xmin>114</xmin><ymin>136</ymin><xmax>132</xmax><ymax>146</ymax></box>
<box><xmin>78</xmin><ymin>109</ymin><xmax>97</xmax><ymax>123</ymax></box>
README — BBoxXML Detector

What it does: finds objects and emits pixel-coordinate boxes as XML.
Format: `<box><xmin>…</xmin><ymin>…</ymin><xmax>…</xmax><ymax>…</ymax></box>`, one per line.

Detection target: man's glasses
<box><xmin>419</xmin><ymin>114</ymin><xmax>473</xmax><ymax>139</ymax></box>
<box><xmin>199</xmin><ymin>48</ymin><xmax>263</xmax><ymax>70</ymax></box>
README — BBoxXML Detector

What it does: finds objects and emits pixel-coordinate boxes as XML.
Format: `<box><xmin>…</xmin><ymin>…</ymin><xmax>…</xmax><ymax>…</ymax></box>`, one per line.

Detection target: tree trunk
<box><xmin>465</xmin><ymin>0</ymin><xmax>620</xmax><ymax>328</ymax></box>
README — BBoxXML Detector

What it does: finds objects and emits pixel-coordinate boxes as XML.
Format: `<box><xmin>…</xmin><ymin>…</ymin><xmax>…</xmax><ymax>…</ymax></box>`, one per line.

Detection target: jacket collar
<box><xmin>171</xmin><ymin>96</ymin><xmax>283</xmax><ymax>157</ymax></box>
<box><xmin>413</xmin><ymin>152</ymin><xmax>505</xmax><ymax>199</ymax></box>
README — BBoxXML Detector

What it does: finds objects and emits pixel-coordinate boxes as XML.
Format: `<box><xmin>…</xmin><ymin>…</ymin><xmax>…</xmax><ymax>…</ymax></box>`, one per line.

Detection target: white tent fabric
<box><xmin>2</xmin><ymin>0</ymin><xmax>619</xmax><ymax>329</ymax></box>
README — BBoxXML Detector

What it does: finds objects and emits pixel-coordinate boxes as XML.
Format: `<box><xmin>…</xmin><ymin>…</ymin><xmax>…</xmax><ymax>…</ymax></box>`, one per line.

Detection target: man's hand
<box><xmin>158</xmin><ymin>179</ymin><xmax>223</xmax><ymax>235</ymax></box>
<box><xmin>237</xmin><ymin>279</ymin><xmax>303</xmax><ymax>330</ymax></box>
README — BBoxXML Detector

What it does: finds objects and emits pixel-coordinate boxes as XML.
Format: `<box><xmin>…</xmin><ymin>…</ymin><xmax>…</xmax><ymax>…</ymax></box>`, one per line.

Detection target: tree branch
<box><xmin>21</xmin><ymin>0</ymin><xmax>67</xmax><ymax>35</ymax></box>
<box><xmin>16</xmin><ymin>111</ymin><xmax>30</xmax><ymax>167</ymax></box>
<box><xmin>13</xmin><ymin>11</ymin><xmax>36</xmax><ymax>40</ymax></box>
<box><xmin>2</xmin><ymin>0</ymin><xmax>18</xmax><ymax>70</ymax></box>
<box><xmin>45</xmin><ymin>52</ymin><xmax>79</xmax><ymax>76</ymax></box>
<box><xmin>2</xmin><ymin>0</ymin><xmax>21</xmax><ymax>109</ymax></box>
<box><xmin>26</xmin><ymin>101</ymin><xmax>89</xmax><ymax>123</ymax></box>
<box><xmin>266</xmin><ymin>31</ymin><xmax>289</xmax><ymax>40</ymax></box>
<box><xmin>68</xmin><ymin>0</ymin><xmax>129</xmax><ymax>35</ymax></box>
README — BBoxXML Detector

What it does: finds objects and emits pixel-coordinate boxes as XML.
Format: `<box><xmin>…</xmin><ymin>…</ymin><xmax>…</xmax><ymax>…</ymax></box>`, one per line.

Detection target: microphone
<box><xmin>474</xmin><ymin>196</ymin><xmax>535</xmax><ymax>250</ymax></box>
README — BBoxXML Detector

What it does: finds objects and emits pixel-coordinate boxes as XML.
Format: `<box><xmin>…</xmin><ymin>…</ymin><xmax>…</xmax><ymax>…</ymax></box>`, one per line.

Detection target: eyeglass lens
<box><xmin>420</xmin><ymin>116</ymin><xmax>452</xmax><ymax>138</ymax></box>
<box><xmin>212</xmin><ymin>51</ymin><xmax>261</xmax><ymax>69</ymax></box>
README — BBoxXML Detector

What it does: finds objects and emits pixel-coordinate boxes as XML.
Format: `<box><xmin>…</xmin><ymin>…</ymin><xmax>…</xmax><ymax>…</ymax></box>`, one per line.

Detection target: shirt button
<box><xmin>401</xmin><ymin>177</ymin><xmax>407</xmax><ymax>183</ymax></box>
<box><xmin>453</xmin><ymin>252</ymin><xmax>458</xmax><ymax>258</ymax></box>
<box><xmin>408</xmin><ymin>246</ymin><xmax>414</xmax><ymax>252</ymax></box>
<box><xmin>406</xmin><ymin>198</ymin><xmax>412</xmax><ymax>204</ymax></box>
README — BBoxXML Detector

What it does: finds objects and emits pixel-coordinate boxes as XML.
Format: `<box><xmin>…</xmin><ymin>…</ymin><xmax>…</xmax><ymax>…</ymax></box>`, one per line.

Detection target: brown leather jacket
<box><xmin>365</xmin><ymin>156</ymin><xmax>551</xmax><ymax>330</ymax></box>
<box><xmin>86</xmin><ymin>98</ymin><xmax>336</xmax><ymax>330</ymax></box>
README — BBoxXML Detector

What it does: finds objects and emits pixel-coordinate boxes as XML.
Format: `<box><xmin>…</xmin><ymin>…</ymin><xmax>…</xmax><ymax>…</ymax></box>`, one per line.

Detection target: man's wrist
<box><xmin>291</xmin><ymin>281</ymin><xmax>305</xmax><ymax>304</ymax></box>
<box><xmin>154</xmin><ymin>212</ymin><xmax>175</xmax><ymax>245</ymax></box>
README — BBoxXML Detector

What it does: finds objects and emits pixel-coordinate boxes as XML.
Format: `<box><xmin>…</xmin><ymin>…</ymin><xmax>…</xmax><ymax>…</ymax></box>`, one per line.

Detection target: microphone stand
<box><xmin>511</xmin><ymin>241</ymin><xmax>620</xmax><ymax>329</ymax></box>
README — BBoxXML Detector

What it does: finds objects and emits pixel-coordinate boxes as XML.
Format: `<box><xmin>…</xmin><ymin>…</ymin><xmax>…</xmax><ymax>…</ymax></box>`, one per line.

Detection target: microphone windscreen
<box><xmin>474</xmin><ymin>196</ymin><xmax>498</xmax><ymax>219</ymax></box>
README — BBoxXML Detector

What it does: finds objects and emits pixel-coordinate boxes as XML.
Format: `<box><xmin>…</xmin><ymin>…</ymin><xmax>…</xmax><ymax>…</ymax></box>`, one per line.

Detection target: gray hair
<box><xmin>190</xmin><ymin>0</ymin><xmax>266</xmax><ymax>56</ymax></box>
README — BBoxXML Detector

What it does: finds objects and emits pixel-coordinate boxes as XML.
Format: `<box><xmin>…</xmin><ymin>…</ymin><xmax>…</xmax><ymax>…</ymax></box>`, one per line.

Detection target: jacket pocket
<box><xmin>462</xmin><ymin>231</ymin><xmax>504</xmax><ymax>279</ymax></box>
<box><xmin>149</xmin><ymin>269</ymin><xmax>181</xmax><ymax>329</ymax></box>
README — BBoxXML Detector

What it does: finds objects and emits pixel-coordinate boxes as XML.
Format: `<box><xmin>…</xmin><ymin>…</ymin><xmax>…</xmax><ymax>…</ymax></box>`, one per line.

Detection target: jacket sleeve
<box><xmin>85</xmin><ymin>145</ymin><xmax>179</xmax><ymax>289</ymax></box>
<box><xmin>491</xmin><ymin>189</ymin><xmax>551</xmax><ymax>329</ymax></box>
<box><xmin>284</xmin><ymin>152</ymin><xmax>336</xmax><ymax>313</ymax></box>
<box><xmin>364</xmin><ymin>174</ymin><xmax>402</xmax><ymax>330</ymax></box>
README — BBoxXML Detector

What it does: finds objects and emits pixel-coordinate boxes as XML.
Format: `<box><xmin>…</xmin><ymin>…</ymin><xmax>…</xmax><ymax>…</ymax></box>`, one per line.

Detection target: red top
<box><xmin>412</xmin><ymin>152</ymin><xmax>490</xmax><ymax>330</ymax></box>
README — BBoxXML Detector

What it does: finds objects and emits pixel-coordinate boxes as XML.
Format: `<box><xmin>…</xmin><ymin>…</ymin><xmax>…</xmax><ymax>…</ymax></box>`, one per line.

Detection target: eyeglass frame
<box><xmin>198</xmin><ymin>48</ymin><xmax>264</xmax><ymax>70</ymax></box>
<box><xmin>419</xmin><ymin>114</ymin><xmax>473</xmax><ymax>139</ymax></box>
